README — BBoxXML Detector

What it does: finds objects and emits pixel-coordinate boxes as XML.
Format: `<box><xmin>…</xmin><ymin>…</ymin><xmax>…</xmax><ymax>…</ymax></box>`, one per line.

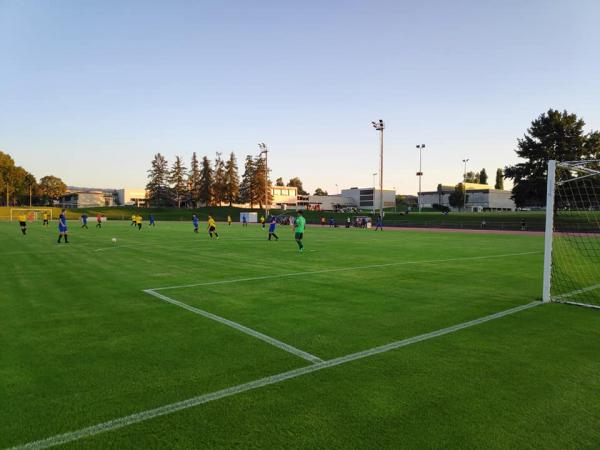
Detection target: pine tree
<box><xmin>239</xmin><ymin>155</ymin><xmax>256</xmax><ymax>208</ymax></box>
<box><xmin>188</xmin><ymin>152</ymin><xmax>201</xmax><ymax>207</ymax></box>
<box><xmin>199</xmin><ymin>156</ymin><xmax>213</xmax><ymax>206</ymax></box>
<box><xmin>253</xmin><ymin>155</ymin><xmax>272</xmax><ymax>209</ymax></box>
<box><xmin>213</xmin><ymin>152</ymin><xmax>226</xmax><ymax>206</ymax></box>
<box><xmin>495</xmin><ymin>168</ymin><xmax>504</xmax><ymax>190</ymax></box>
<box><xmin>479</xmin><ymin>168</ymin><xmax>488</xmax><ymax>185</ymax></box>
<box><xmin>169</xmin><ymin>156</ymin><xmax>187</xmax><ymax>208</ymax></box>
<box><xmin>146</xmin><ymin>153</ymin><xmax>172</xmax><ymax>207</ymax></box>
<box><xmin>224</xmin><ymin>152</ymin><xmax>240</xmax><ymax>206</ymax></box>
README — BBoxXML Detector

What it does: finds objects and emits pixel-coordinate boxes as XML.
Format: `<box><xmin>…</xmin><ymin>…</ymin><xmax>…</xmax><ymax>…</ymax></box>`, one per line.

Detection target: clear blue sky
<box><xmin>1</xmin><ymin>0</ymin><xmax>599</xmax><ymax>194</ymax></box>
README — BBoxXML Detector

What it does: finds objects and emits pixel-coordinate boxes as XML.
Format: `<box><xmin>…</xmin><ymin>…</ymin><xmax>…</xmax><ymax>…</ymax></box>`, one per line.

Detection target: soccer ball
<box><xmin>112</xmin><ymin>238</ymin><xmax>117</xmax><ymax>243</ymax></box>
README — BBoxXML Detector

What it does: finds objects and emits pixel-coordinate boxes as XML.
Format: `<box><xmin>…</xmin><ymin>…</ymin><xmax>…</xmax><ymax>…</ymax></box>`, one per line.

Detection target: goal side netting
<box><xmin>543</xmin><ymin>160</ymin><xmax>600</xmax><ymax>309</ymax></box>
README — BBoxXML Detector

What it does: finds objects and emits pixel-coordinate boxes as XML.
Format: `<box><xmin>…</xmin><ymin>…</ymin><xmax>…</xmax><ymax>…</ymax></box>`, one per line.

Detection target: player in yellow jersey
<box><xmin>135</xmin><ymin>215</ymin><xmax>142</xmax><ymax>230</ymax></box>
<box><xmin>227</xmin><ymin>215</ymin><xmax>232</xmax><ymax>226</ymax></box>
<box><xmin>207</xmin><ymin>216</ymin><xmax>219</xmax><ymax>239</ymax></box>
<box><xmin>18</xmin><ymin>213</ymin><xmax>27</xmax><ymax>235</ymax></box>
<box><xmin>42</xmin><ymin>212</ymin><xmax>49</xmax><ymax>226</ymax></box>
<box><xmin>131</xmin><ymin>214</ymin><xmax>136</xmax><ymax>226</ymax></box>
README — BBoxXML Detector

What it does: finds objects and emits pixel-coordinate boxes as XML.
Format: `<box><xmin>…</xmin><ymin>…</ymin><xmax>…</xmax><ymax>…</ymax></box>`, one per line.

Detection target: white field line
<box><xmin>143</xmin><ymin>289</ymin><xmax>323</xmax><ymax>364</ymax></box>
<box><xmin>9</xmin><ymin>301</ymin><xmax>541</xmax><ymax>450</ymax></box>
<box><xmin>150</xmin><ymin>251</ymin><xmax>541</xmax><ymax>291</ymax></box>
<box><xmin>553</xmin><ymin>283</ymin><xmax>600</xmax><ymax>301</ymax></box>
<box><xmin>553</xmin><ymin>283</ymin><xmax>600</xmax><ymax>310</ymax></box>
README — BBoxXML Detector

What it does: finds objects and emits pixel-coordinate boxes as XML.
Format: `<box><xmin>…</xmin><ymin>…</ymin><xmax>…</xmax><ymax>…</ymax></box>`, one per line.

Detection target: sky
<box><xmin>1</xmin><ymin>0</ymin><xmax>599</xmax><ymax>195</ymax></box>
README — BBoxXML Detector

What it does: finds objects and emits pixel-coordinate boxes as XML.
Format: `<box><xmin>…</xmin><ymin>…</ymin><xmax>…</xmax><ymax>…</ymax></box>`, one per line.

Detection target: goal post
<box><xmin>543</xmin><ymin>159</ymin><xmax>600</xmax><ymax>309</ymax></box>
<box><xmin>10</xmin><ymin>208</ymin><xmax>53</xmax><ymax>222</ymax></box>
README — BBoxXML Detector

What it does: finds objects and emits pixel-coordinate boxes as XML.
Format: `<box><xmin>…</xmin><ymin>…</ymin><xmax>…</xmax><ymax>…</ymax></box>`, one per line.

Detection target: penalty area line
<box><xmin>150</xmin><ymin>251</ymin><xmax>541</xmax><ymax>291</ymax></box>
<box><xmin>9</xmin><ymin>301</ymin><xmax>541</xmax><ymax>450</ymax></box>
<box><xmin>143</xmin><ymin>289</ymin><xmax>323</xmax><ymax>364</ymax></box>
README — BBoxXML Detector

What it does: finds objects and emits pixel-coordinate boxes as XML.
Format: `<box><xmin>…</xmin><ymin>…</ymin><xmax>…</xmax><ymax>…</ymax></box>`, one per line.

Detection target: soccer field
<box><xmin>2</xmin><ymin>220</ymin><xmax>599</xmax><ymax>449</ymax></box>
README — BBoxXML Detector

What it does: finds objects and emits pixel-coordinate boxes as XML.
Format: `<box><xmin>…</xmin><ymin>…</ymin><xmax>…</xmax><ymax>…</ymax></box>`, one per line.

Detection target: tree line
<box><xmin>146</xmin><ymin>152</ymin><xmax>309</xmax><ymax>208</ymax></box>
<box><xmin>0</xmin><ymin>151</ymin><xmax>67</xmax><ymax>206</ymax></box>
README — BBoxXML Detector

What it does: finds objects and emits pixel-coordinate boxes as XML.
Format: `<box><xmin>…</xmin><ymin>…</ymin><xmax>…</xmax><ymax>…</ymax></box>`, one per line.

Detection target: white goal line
<box><xmin>9</xmin><ymin>301</ymin><xmax>541</xmax><ymax>450</ymax></box>
<box><xmin>149</xmin><ymin>251</ymin><xmax>541</xmax><ymax>292</ymax></box>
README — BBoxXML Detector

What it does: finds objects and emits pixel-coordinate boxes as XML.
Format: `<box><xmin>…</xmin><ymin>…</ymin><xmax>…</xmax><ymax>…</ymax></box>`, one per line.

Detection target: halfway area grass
<box><xmin>1</xmin><ymin>220</ymin><xmax>598</xmax><ymax>449</ymax></box>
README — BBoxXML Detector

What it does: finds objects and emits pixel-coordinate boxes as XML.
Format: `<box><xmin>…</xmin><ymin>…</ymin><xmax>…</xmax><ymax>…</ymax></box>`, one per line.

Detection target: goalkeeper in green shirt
<box><xmin>294</xmin><ymin>210</ymin><xmax>306</xmax><ymax>252</ymax></box>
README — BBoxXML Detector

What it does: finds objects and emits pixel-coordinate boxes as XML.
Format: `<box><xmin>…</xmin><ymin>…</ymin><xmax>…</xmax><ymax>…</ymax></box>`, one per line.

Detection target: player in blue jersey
<box><xmin>81</xmin><ymin>213</ymin><xmax>88</xmax><ymax>229</ymax></box>
<box><xmin>58</xmin><ymin>209</ymin><xmax>69</xmax><ymax>243</ymax></box>
<box><xmin>192</xmin><ymin>214</ymin><xmax>199</xmax><ymax>233</ymax></box>
<box><xmin>268</xmin><ymin>217</ymin><xmax>279</xmax><ymax>241</ymax></box>
<box><xmin>149</xmin><ymin>214</ymin><xmax>155</xmax><ymax>226</ymax></box>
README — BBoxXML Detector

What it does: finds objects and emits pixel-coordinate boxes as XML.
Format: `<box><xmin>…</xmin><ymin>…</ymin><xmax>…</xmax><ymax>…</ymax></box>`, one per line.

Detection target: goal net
<box><xmin>10</xmin><ymin>208</ymin><xmax>53</xmax><ymax>222</ymax></box>
<box><xmin>543</xmin><ymin>160</ymin><xmax>600</xmax><ymax>309</ymax></box>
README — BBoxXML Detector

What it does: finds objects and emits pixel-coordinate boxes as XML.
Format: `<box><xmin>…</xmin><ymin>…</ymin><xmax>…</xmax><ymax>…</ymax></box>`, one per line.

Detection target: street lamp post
<box><xmin>416</xmin><ymin>144</ymin><xmax>425</xmax><ymax>212</ymax></box>
<box><xmin>258</xmin><ymin>143</ymin><xmax>269</xmax><ymax>217</ymax></box>
<box><xmin>462</xmin><ymin>158</ymin><xmax>470</xmax><ymax>211</ymax></box>
<box><xmin>371</xmin><ymin>120</ymin><xmax>385</xmax><ymax>219</ymax></box>
<box><xmin>372</xmin><ymin>172</ymin><xmax>377</xmax><ymax>214</ymax></box>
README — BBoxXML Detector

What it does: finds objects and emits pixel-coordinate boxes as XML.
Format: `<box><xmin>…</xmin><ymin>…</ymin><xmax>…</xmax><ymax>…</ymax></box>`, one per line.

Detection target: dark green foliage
<box><xmin>213</xmin><ymin>153</ymin><xmax>226</xmax><ymax>206</ymax></box>
<box><xmin>188</xmin><ymin>152</ymin><xmax>201</xmax><ymax>207</ymax></box>
<box><xmin>479</xmin><ymin>168</ymin><xmax>488</xmax><ymax>185</ymax></box>
<box><xmin>314</xmin><ymin>187</ymin><xmax>328</xmax><ymax>196</ymax></box>
<box><xmin>448</xmin><ymin>183</ymin><xmax>466</xmax><ymax>209</ymax></box>
<box><xmin>288</xmin><ymin>177</ymin><xmax>308</xmax><ymax>195</ymax></box>
<box><xmin>146</xmin><ymin>153</ymin><xmax>173</xmax><ymax>207</ymax></box>
<box><xmin>199</xmin><ymin>156</ymin><xmax>213</xmax><ymax>206</ymax></box>
<box><xmin>505</xmin><ymin>109</ymin><xmax>599</xmax><ymax>207</ymax></box>
<box><xmin>224</xmin><ymin>152</ymin><xmax>240</xmax><ymax>206</ymax></box>
<box><xmin>495</xmin><ymin>168</ymin><xmax>504</xmax><ymax>190</ymax></box>
<box><xmin>239</xmin><ymin>155</ymin><xmax>256</xmax><ymax>207</ymax></box>
<box><xmin>169</xmin><ymin>156</ymin><xmax>187</xmax><ymax>208</ymax></box>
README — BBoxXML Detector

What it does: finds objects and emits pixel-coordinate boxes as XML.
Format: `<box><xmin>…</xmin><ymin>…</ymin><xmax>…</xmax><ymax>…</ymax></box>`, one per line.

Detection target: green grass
<box><xmin>1</xmin><ymin>220</ymin><xmax>599</xmax><ymax>449</ymax></box>
<box><xmin>0</xmin><ymin>206</ymin><xmax>550</xmax><ymax>230</ymax></box>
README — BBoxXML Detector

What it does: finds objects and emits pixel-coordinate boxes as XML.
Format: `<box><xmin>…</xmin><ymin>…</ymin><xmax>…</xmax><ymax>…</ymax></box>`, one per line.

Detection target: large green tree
<box><xmin>253</xmin><ymin>155</ymin><xmax>272</xmax><ymax>209</ymax></box>
<box><xmin>505</xmin><ymin>109</ymin><xmax>600</xmax><ymax>207</ymax></box>
<box><xmin>479</xmin><ymin>168</ymin><xmax>488</xmax><ymax>185</ymax></box>
<box><xmin>199</xmin><ymin>156</ymin><xmax>213</xmax><ymax>206</ymax></box>
<box><xmin>495</xmin><ymin>168</ymin><xmax>504</xmax><ymax>190</ymax></box>
<box><xmin>288</xmin><ymin>177</ymin><xmax>308</xmax><ymax>195</ymax></box>
<box><xmin>464</xmin><ymin>171</ymin><xmax>480</xmax><ymax>183</ymax></box>
<box><xmin>146</xmin><ymin>153</ymin><xmax>172</xmax><ymax>207</ymax></box>
<box><xmin>239</xmin><ymin>155</ymin><xmax>256</xmax><ymax>207</ymax></box>
<box><xmin>213</xmin><ymin>152</ymin><xmax>226</xmax><ymax>206</ymax></box>
<box><xmin>169</xmin><ymin>156</ymin><xmax>187</xmax><ymax>208</ymax></box>
<box><xmin>188</xmin><ymin>152</ymin><xmax>201</xmax><ymax>207</ymax></box>
<box><xmin>314</xmin><ymin>187</ymin><xmax>328</xmax><ymax>196</ymax></box>
<box><xmin>38</xmin><ymin>175</ymin><xmax>67</xmax><ymax>205</ymax></box>
<box><xmin>224</xmin><ymin>152</ymin><xmax>240</xmax><ymax>206</ymax></box>
<box><xmin>448</xmin><ymin>183</ymin><xmax>466</xmax><ymax>210</ymax></box>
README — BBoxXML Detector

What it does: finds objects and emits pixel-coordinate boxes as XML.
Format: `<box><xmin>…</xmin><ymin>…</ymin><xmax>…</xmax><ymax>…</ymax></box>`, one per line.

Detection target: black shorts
<box><xmin>209</xmin><ymin>226</ymin><xmax>216</xmax><ymax>232</ymax></box>
<box><xmin>295</xmin><ymin>232</ymin><xmax>303</xmax><ymax>240</ymax></box>
<box><xmin>19</xmin><ymin>221</ymin><xmax>26</xmax><ymax>227</ymax></box>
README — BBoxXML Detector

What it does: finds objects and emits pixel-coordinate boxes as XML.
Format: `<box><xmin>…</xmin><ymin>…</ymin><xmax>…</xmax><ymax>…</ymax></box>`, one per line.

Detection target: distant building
<box><xmin>307</xmin><ymin>195</ymin><xmax>355</xmax><ymax>211</ymax></box>
<box><xmin>340</xmin><ymin>187</ymin><xmax>396</xmax><ymax>211</ymax></box>
<box><xmin>271</xmin><ymin>186</ymin><xmax>299</xmax><ymax>209</ymax></box>
<box><xmin>117</xmin><ymin>188</ymin><xmax>148</xmax><ymax>207</ymax></box>
<box><xmin>59</xmin><ymin>190</ymin><xmax>115</xmax><ymax>208</ymax></box>
<box><xmin>269</xmin><ymin>186</ymin><xmax>396</xmax><ymax>212</ymax></box>
<box><xmin>419</xmin><ymin>183</ymin><xmax>515</xmax><ymax>211</ymax></box>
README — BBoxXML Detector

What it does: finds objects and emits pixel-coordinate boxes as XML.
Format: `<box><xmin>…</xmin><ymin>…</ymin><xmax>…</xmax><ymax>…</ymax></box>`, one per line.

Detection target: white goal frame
<box><xmin>543</xmin><ymin>159</ymin><xmax>600</xmax><ymax>309</ymax></box>
<box><xmin>10</xmin><ymin>208</ymin><xmax>53</xmax><ymax>221</ymax></box>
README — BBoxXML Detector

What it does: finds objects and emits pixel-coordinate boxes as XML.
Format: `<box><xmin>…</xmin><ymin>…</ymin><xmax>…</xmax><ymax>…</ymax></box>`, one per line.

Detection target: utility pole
<box><xmin>258</xmin><ymin>143</ymin><xmax>269</xmax><ymax>217</ymax></box>
<box><xmin>416</xmin><ymin>144</ymin><xmax>425</xmax><ymax>212</ymax></box>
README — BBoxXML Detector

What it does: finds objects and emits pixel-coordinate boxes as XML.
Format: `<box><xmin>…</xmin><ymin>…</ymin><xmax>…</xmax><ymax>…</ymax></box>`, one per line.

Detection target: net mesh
<box><xmin>551</xmin><ymin>160</ymin><xmax>600</xmax><ymax>308</ymax></box>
